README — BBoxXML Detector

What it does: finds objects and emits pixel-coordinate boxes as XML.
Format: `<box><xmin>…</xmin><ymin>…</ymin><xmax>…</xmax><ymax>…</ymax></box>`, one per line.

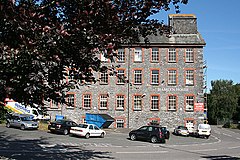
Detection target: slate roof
<box><xmin>138</xmin><ymin>33</ymin><xmax>206</xmax><ymax>46</ymax></box>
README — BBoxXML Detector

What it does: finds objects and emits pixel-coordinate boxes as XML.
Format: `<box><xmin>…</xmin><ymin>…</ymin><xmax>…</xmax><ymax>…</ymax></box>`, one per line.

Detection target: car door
<box><xmin>137</xmin><ymin>126</ymin><xmax>148</xmax><ymax>140</ymax></box>
<box><xmin>93</xmin><ymin>125</ymin><xmax>101</xmax><ymax>136</ymax></box>
<box><xmin>14</xmin><ymin>117</ymin><xmax>21</xmax><ymax>128</ymax></box>
<box><xmin>8</xmin><ymin>116</ymin><xmax>15</xmax><ymax>127</ymax></box>
<box><xmin>88</xmin><ymin>124</ymin><xmax>95</xmax><ymax>136</ymax></box>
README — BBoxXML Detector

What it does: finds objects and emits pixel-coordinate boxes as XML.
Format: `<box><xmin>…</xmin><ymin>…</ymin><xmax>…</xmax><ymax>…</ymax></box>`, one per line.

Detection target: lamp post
<box><xmin>127</xmin><ymin>47</ymin><xmax>131</xmax><ymax>128</ymax></box>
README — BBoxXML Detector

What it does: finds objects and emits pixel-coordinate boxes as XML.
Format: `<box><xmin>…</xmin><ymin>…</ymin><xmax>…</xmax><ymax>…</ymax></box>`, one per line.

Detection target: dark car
<box><xmin>159</xmin><ymin>126</ymin><xmax>170</xmax><ymax>139</ymax></box>
<box><xmin>129</xmin><ymin>125</ymin><xmax>166</xmax><ymax>143</ymax></box>
<box><xmin>48</xmin><ymin>119</ymin><xmax>77</xmax><ymax>135</ymax></box>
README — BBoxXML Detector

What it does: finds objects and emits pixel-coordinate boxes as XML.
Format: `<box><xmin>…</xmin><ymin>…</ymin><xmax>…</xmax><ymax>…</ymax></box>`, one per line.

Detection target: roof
<box><xmin>169</xmin><ymin>14</ymin><xmax>196</xmax><ymax>18</ymax></box>
<box><xmin>137</xmin><ymin>33</ymin><xmax>206</xmax><ymax>46</ymax></box>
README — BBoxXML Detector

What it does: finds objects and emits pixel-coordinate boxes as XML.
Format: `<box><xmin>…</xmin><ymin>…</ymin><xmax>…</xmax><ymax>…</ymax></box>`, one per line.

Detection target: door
<box><xmin>186</xmin><ymin>120</ymin><xmax>194</xmax><ymax>133</ymax></box>
<box><xmin>14</xmin><ymin>117</ymin><xmax>21</xmax><ymax>128</ymax></box>
<box><xmin>88</xmin><ymin>124</ymin><xmax>95</xmax><ymax>136</ymax></box>
<box><xmin>93</xmin><ymin>125</ymin><xmax>102</xmax><ymax>137</ymax></box>
<box><xmin>137</xmin><ymin>126</ymin><xmax>148</xmax><ymax>140</ymax></box>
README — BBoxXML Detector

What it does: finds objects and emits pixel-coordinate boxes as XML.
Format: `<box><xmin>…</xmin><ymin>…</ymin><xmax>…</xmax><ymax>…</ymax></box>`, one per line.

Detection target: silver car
<box><xmin>6</xmin><ymin>114</ymin><xmax>39</xmax><ymax>130</ymax></box>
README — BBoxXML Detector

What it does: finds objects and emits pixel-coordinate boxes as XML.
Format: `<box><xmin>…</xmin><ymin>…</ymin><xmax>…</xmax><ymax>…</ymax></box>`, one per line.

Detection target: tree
<box><xmin>0</xmin><ymin>0</ymin><xmax>188</xmax><ymax>106</ymax></box>
<box><xmin>232</xmin><ymin>83</ymin><xmax>240</xmax><ymax>122</ymax></box>
<box><xmin>207</xmin><ymin>80</ymin><xmax>238</xmax><ymax>125</ymax></box>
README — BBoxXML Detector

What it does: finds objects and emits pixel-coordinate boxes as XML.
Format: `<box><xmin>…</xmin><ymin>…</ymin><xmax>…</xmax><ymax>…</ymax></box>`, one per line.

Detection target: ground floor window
<box><xmin>116</xmin><ymin>119</ymin><xmax>124</xmax><ymax>128</ymax></box>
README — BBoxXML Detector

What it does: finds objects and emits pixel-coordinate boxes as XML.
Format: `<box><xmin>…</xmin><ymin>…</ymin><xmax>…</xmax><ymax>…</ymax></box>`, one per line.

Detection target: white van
<box><xmin>197</xmin><ymin>124</ymin><xmax>211</xmax><ymax>139</ymax></box>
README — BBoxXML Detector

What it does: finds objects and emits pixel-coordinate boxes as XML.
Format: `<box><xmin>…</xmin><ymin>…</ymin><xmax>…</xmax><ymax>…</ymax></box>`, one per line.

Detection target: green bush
<box><xmin>223</xmin><ymin>122</ymin><xmax>230</xmax><ymax>128</ymax></box>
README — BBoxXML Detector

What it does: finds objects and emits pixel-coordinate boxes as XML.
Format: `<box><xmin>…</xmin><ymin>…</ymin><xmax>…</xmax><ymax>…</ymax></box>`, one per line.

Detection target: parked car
<box><xmin>6</xmin><ymin>113</ymin><xmax>39</xmax><ymax>130</ymax></box>
<box><xmin>48</xmin><ymin>119</ymin><xmax>77</xmax><ymax>135</ymax></box>
<box><xmin>196</xmin><ymin>124</ymin><xmax>211</xmax><ymax>139</ymax></box>
<box><xmin>159</xmin><ymin>126</ymin><xmax>170</xmax><ymax>139</ymax></box>
<box><xmin>129</xmin><ymin>125</ymin><xmax>166</xmax><ymax>143</ymax></box>
<box><xmin>70</xmin><ymin>123</ymin><xmax>106</xmax><ymax>139</ymax></box>
<box><xmin>173</xmin><ymin>126</ymin><xmax>189</xmax><ymax>136</ymax></box>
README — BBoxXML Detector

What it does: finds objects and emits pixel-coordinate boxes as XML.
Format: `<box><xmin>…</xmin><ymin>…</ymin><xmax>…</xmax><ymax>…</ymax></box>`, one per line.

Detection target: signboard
<box><xmin>194</xmin><ymin>103</ymin><xmax>204</xmax><ymax>112</ymax></box>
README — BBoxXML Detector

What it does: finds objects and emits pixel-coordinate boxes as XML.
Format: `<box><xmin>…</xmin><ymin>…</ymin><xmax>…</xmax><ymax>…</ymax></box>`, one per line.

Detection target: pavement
<box><xmin>104</xmin><ymin>128</ymin><xmax>132</xmax><ymax>134</ymax></box>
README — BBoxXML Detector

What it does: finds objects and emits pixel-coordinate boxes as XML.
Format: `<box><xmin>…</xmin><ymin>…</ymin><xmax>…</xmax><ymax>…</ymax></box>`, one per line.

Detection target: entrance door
<box><xmin>186</xmin><ymin>120</ymin><xmax>194</xmax><ymax>133</ymax></box>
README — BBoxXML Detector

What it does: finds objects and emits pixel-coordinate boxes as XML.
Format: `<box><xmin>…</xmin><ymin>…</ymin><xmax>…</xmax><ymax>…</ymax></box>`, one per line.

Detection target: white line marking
<box><xmin>228</xmin><ymin>146</ymin><xmax>240</xmax><ymax>149</ymax></box>
<box><xmin>222</xmin><ymin>133</ymin><xmax>232</xmax><ymax>137</ymax></box>
<box><xmin>116</xmin><ymin>151</ymin><xmax>168</xmax><ymax>154</ymax></box>
<box><xmin>191</xmin><ymin>149</ymin><xmax>217</xmax><ymax>152</ymax></box>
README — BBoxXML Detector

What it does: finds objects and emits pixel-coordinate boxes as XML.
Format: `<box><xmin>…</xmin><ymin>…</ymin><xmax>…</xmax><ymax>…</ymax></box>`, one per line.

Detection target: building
<box><xmin>46</xmin><ymin>14</ymin><xmax>206</xmax><ymax>130</ymax></box>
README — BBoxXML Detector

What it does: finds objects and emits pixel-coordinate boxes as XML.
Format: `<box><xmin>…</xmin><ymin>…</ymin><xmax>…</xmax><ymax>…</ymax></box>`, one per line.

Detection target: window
<box><xmin>134</xmin><ymin>69</ymin><xmax>142</xmax><ymax>84</ymax></box>
<box><xmin>66</xmin><ymin>94</ymin><xmax>75</xmax><ymax>108</ymax></box>
<box><xmin>186</xmin><ymin>48</ymin><xmax>194</xmax><ymax>63</ymax></box>
<box><xmin>151</xmin><ymin>69</ymin><xmax>159</xmax><ymax>85</ymax></box>
<box><xmin>101</xmin><ymin>50</ymin><xmax>108</xmax><ymax>62</ymax></box>
<box><xmin>117</xmin><ymin>69</ymin><xmax>125</xmax><ymax>84</ymax></box>
<box><xmin>151</xmin><ymin>95</ymin><xmax>159</xmax><ymax>111</ymax></box>
<box><xmin>100</xmin><ymin>72</ymin><xmax>109</xmax><ymax>84</ymax></box>
<box><xmin>168</xmin><ymin>95</ymin><xmax>177</xmax><ymax>111</ymax></box>
<box><xmin>151</xmin><ymin>48</ymin><xmax>159</xmax><ymax>62</ymax></box>
<box><xmin>185</xmin><ymin>70</ymin><xmax>194</xmax><ymax>86</ymax></box>
<box><xmin>168</xmin><ymin>48</ymin><xmax>176</xmax><ymax>62</ymax></box>
<box><xmin>94</xmin><ymin>126</ymin><xmax>100</xmax><ymax>130</ymax></box>
<box><xmin>116</xmin><ymin>95</ymin><xmax>125</xmax><ymax>110</ymax></box>
<box><xmin>51</xmin><ymin>99</ymin><xmax>59</xmax><ymax>109</ymax></box>
<box><xmin>117</xmin><ymin>49</ymin><xmax>125</xmax><ymax>62</ymax></box>
<box><xmin>185</xmin><ymin>96</ymin><xmax>194</xmax><ymax>111</ymax></box>
<box><xmin>134</xmin><ymin>48</ymin><xmax>142</xmax><ymax>62</ymax></box>
<box><xmin>168</xmin><ymin>69</ymin><xmax>177</xmax><ymax>85</ymax></box>
<box><xmin>99</xmin><ymin>94</ymin><xmax>108</xmax><ymax>110</ymax></box>
<box><xmin>116</xmin><ymin>119</ymin><xmax>124</xmax><ymax>128</ymax></box>
<box><xmin>133</xmin><ymin>95</ymin><xmax>142</xmax><ymax>111</ymax></box>
<box><xmin>83</xmin><ymin>94</ymin><xmax>91</xmax><ymax>109</ymax></box>
<box><xmin>89</xmin><ymin>125</ymin><xmax>93</xmax><ymax>130</ymax></box>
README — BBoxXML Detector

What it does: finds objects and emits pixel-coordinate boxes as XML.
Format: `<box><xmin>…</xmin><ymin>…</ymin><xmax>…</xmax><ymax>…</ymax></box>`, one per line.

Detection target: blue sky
<box><xmin>150</xmin><ymin>0</ymin><xmax>240</xmax><ymax>91</ymax></box>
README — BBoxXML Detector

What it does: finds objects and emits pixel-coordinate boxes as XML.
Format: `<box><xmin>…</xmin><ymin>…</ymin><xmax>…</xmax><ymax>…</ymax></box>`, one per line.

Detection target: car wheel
<box><xmin>100</xmin><ymin>132</ymin><xmax>105</xmax><ymax>138</ymax></box>
<box><xmin>6</xmin><ymin>122</ymin><xmax>10</xmax><ymax>128</ymax></box>
<box><xmin>63</xmin><ymin>129</ymin><xmax>68</xmax><ymax>135</ymax></box>
<box><xmin>20</xmin><ymin>125</ymin><xmax>25</xmax><ymax>130</ymax></box>
<box><xmin>85</xmin><ymin>133</ymin><xmax>90</xmax><ymax>139</ymax></box>
<box><xmin>151</xmin><ymin>136</ymin><xmax>158</xmax><ymax>143</ymax></box>
<box><xmin>130</xmin><ymin>134</ymin><xmax>136</xmax><ymax>141</ymax></box>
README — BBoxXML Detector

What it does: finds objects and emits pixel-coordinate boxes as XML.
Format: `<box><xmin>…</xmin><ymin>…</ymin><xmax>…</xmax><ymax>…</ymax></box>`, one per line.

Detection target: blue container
<box><xmin>55</xmin><ymin>115</ymin><xmax>64</xmax><ymax>120</ymax></box>
<box><xmin>85</xmin><ymin>113</ymin><xmax>114</xmax><ymax>128</ymax></box>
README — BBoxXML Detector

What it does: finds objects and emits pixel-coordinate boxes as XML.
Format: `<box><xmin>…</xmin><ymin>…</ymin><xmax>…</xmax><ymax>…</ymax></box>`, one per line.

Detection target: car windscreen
<box><xmin>20</xmin><ymin>116</ymin><xmax>33</xmax><ymax>121</ymax></box>
<box><xmin>199</xmin><ymin>124</ymin><xmax>210</xmax><ymax>129</ymax></box>
<box><xmin>77</xmin><ymin>124</ymin><xmax>88</xmax><ymax>128</ymax></box>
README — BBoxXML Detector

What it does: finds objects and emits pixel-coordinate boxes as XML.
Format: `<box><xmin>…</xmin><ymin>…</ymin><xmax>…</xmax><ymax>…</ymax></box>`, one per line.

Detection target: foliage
<box><xmin>0</xmin><ymin>103</ymin><xmax>11</xmax><ymax>123</ymax></box>
<box><xmin>0</xmin><ymin>0</ymin><xmax>188</xmax><ymax>106</ymax></box>
<box><xmin>232</xmin><ymin>83</ymin><xmax>240</xmax><ymax>121</ymax></box>
<box><xmin>207</xmin><ymin>80</ymin><xmax>238</xmax><ymax>125</ymax></box>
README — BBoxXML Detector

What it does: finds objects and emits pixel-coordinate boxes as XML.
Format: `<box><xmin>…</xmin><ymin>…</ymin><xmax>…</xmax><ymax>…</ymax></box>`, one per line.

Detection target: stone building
<box><xmin>46</xmin><ymin>14</ymin><xmax>206</xmax><ymax>130</ymax></box>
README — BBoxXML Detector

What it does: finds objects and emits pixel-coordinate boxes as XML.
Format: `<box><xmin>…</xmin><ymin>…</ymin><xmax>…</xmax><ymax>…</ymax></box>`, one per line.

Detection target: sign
<box><xmin>194</xmin><ymin>103</ymin><xmax>204</xmax><ymax>112</ymax></box>
<box><xmin>158</xmin><ymin>88</ymin><xmax>189</xmax><ymax>92</ymax></box>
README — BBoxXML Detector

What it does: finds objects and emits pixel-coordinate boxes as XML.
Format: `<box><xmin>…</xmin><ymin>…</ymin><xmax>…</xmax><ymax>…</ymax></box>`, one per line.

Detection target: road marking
<box><xmin>38</xmin><ymin>144</ymin><xmax>56</xmax><ymax>148</ymax></box>
<box><xmin>116</xmin><ymin>151</ymin><xmax>168</xmax><ymax>154</ymax></box>
<box><xmin>191</xmin><ymin>149</ymin><xmax>217</xmax><ymax>152</ymax></box>
<box><xmin>236</xmin><ymin>137</ymin><xmax>240</xmax><ymax>140</ymax></box>
<box><xmin>228</xmin><ymin>146</ymin><xmax>240</xmax><ymax>149</ymax></box>
<box><xmin>222</xmin><ymin>133</ymin><xmax>232</xmax><ymax>137</ymax></box>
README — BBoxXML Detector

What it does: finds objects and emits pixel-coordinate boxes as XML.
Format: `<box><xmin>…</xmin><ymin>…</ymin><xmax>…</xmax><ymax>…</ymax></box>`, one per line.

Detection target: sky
<box><xmin>150</xmin><ymin>0</ymin><xmax>240</xmax><ymax>91</ymax></box>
